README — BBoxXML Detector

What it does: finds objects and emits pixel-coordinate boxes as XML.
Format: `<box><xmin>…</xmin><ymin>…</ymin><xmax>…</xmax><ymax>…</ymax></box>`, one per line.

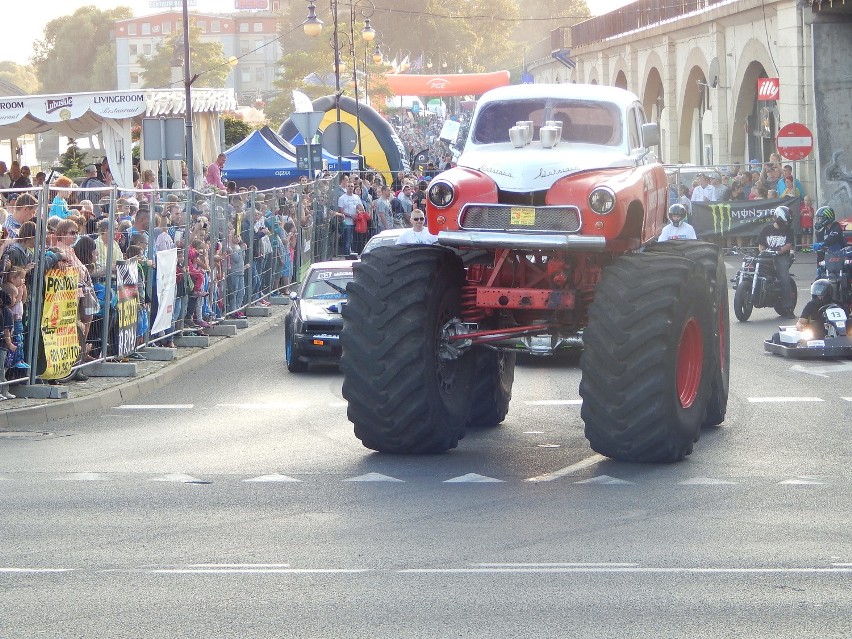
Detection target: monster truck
<box><xmin>340</xmin><ymin>84</ymin><xmax>729</xmax><ymax>462</ymax></box>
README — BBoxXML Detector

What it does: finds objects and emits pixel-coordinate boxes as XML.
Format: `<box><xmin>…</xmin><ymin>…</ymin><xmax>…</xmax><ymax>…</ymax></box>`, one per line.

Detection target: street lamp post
<box><xmin>304</xmin><ymin>0</ymin><xmax>376</xmax><ymax>173</ymax></box>
<box><xmin>181</xmin><ymin>0</ymin><xmax>195</xmax><ymax>191</ymax></box>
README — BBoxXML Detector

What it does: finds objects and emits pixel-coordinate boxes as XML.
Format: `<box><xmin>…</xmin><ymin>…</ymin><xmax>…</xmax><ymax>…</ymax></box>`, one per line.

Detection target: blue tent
<box><xmin>221</xmin><ymin>129</ymin><xmax>306</xmax><ymax>189</ymax></box>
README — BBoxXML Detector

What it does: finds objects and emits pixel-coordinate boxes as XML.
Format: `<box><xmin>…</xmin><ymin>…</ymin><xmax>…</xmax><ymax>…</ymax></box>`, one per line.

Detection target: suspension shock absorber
<box><xmin>460</xmin><ymin>285</ymin><xmax>486</xmax><ymax>323</ymax></box>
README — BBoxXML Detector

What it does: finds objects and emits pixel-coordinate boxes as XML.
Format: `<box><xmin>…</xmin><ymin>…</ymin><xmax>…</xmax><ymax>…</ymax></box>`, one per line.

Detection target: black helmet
<box><xmin>668</xmin><ymin>203</ymin><xmax>688</xmax><ymax>227</ymax></box>
<box><xmin>774</xmin><ymin>205</ymin><xmax>790</xmax><ymax>227</ymax></box>
<box><xmin>810</xmin><ymin>278</ymin><xmax>833</xmax><ymax>302</ymax></box>
<box><xmin>815</xmin><ymin>206</ymin><xmax>835</xmax><ymax>233</ymax></box>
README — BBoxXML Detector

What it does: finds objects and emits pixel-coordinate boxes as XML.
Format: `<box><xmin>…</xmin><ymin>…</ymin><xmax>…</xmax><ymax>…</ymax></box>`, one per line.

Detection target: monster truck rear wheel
<box><xmin>645</xmin><ymin>241</ymin><xmax>729</xmax><ymax>426</ymax></box>
<box><xmin>466</xmin><ymin>348</ymin><xmax>516</xmax><ymax>428</ymax></box>
<box><xmin>340</xmin><ymin>245</ymin><xmax>474</xmax><ymax>453</ymax></box>
<box><xmin>579</xmin><ymin>254</ymin><xmax>715</xmax><ymax>462</ymax></box>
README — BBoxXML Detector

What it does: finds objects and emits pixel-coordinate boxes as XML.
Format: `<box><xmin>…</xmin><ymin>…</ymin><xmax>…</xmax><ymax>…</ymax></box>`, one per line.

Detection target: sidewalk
<box><xmin>0</xmin><ymin>303</ymin><xmax>289</xmax><ymax>429</ymax></box>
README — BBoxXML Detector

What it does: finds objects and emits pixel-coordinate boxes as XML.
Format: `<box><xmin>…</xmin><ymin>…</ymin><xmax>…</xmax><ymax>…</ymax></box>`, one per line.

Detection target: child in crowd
<box><xmin>49</xmin><ymin>176</ymin><xmax>74</xmax><ymax>219</ymax></box>
<box><xmin>799</xmin><ymin>194</ymin><xmax>814</xmax><ymax>247</ymax></box>
<box><xmin>3</xmin><ymin>267</ymin><xmax>28</xmax><ymax>370</ymax></box>
<box><xmin>226</xmin><ymin>229</ymin><xmax>247</xmax><ymax>318</ymax></box>
<box><xmin>0</xmin><ymin>287</ymin><xmax>14</xmax><ymax>399</ymax></box>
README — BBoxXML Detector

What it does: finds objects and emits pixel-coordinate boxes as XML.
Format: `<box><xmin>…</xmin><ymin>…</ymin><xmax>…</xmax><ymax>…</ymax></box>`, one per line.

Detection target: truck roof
<box><xmin>475</xmin><ymin>83</ymin><xmax>641</xmax><ymax>110</ymax></box>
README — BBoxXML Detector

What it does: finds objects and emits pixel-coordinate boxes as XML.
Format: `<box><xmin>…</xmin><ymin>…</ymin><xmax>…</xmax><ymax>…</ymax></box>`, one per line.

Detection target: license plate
<box><xmin>510</xmin><ymin>207</ymin><xmax>535</xmax><ymax>226</ymax></box>
<box><xmin>313</xmin><ymin>339</ymin><xmax>325</xmax><ymax>346</ymax></box>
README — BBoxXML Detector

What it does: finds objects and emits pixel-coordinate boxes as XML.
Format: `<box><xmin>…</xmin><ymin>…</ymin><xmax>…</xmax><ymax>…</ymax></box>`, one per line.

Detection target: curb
<box><xmin>0</xmin><ymin>309</ymin><xmax>285</xmax><ymax>429</ymax></box>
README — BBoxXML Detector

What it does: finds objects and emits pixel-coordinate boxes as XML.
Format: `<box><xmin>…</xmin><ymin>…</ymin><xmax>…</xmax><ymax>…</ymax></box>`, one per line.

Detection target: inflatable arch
<box><xmin>279</xmin><ymin>95</ymin><xmax>408</xmax><ymax>185</ymax></box>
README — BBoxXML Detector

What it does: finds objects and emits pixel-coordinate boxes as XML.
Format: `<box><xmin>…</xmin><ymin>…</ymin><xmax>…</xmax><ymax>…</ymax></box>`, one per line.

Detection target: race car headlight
<box><xmin>428</xmin><ymin>180</ymin><xmax>455</xmax><ymax>209</ymax></box>
<box><xmin>589</xmin><ymin>187</ymin><xmax>616</xmax><ymax>214</ymax></box>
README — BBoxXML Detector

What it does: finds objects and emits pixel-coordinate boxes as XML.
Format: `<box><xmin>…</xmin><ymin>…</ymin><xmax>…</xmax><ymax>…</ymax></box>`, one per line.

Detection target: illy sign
<box><xmin>757</xmin><ymin>77</ymin><xmax>779</xmax><ymax>101</ymax></box>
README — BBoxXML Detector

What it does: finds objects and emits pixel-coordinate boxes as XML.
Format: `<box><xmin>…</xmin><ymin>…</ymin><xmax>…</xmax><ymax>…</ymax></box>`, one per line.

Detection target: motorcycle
<box><xmin>730</xmin><ymin>248</ymin><xmax>797</xmax><ymax>321</ymax></box>
<box><xmin>818</xmin><ymin>246</ymin><xmax>852</xmax><ymax>308</ymax></box>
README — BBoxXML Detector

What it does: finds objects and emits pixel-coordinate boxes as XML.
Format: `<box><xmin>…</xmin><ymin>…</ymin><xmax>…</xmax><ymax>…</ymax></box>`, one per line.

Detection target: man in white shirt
<box><xmin>658</xmin><ymin>204</ymin><xmax>697</xmax><ymax>241</ymax></box>
<box><xmin>396</xmin><ymin>209</ymin><xmax>438</xmax><ymax>245</ymax></box>
<box><xmin>337</xmin><ymin>183</ymin><xmax>361</xmax><ymax>255</ymax></box>
<box><xmin>690</xmin><ymin>173</ymin><xmax>713</xmax><ymax>203</ymax></box>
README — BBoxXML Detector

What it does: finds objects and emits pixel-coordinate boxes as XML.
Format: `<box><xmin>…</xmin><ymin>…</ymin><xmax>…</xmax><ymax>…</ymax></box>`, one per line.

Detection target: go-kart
<box><xmin>764</xmin><ymin>303</ymin><xmax>852</xmax><ymax>359</ymax></box>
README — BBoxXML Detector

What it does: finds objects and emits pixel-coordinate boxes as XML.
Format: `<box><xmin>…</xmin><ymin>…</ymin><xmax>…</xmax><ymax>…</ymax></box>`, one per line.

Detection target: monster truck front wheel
<box><xmin>340</xmin><ymin>245</ymin><xmax>475</xmax><ymax>453</ymax></box>
<box><xmin>466</xmin><ymin>348</ymin><xmax>516</xmax><ymax>428</ymax></box>
<box><xmin>645</xmin><ymin>241</ymin><xmax>729</xmax><ymax>426</ymax></box>
<box><xmin>579</xmin><ymin>254</ymin><xmax>715</xmax><ymax>463</ymax></box>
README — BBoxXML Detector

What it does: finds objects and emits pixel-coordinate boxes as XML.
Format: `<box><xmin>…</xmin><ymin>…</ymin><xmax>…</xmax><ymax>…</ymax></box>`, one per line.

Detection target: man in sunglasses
<box><xmin>395</xmin><ymin>209</ymin><xmax>438</xmax><ymax>245</ymax></box>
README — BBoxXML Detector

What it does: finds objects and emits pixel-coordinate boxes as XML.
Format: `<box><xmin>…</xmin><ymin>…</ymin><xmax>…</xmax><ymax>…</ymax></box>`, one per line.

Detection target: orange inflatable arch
<box><xmin>384</xmin><ymin>71</ymin><xmax>511</xmax><ymax>97</ymax></box>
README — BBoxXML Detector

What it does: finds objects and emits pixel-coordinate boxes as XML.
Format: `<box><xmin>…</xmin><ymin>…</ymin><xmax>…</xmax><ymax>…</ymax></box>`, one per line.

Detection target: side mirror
<box><xmin>289</xmin><ymin>291</ymin><xmax>299</xmax><ymax>301</ymax></box>
<box><xmin>642</xmin><ymin>123</ymin><xmax>660</xmax><ymax>147</ymax></box>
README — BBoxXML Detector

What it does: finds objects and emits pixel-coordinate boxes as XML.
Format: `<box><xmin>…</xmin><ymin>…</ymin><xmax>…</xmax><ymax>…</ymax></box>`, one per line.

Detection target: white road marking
<box><xmin>526</xmin><ymin>454</ymin><xmax>606</xmax><ymax>483</ymax></box>
<box><xmin>243</xmin><ymin>474</ymin><xmax>302</xmax><ymax>482</ymax></box>
<box><xmin>575</xmin><ymin>475</ymin><xmax>634</xmax><ymax>485</ymax></box>
<box><xmin>523</xmin><ymin>400</ymin><xmax>583</xmax><ymax>406</ymax></box>
<box><xmin>523</xmin><ymin>431</ymin><xmax>544</xmax><ymax>434</ymax></box>
<box><xmin>345</xmin><ymin>473</ymin><xmax>404</xmax><ymax>482</ymax></box>
<box><xmin>842</xmin><ymin>398</ymin><xmax>852</xmax><ymax>402</ymax></box>
<box><xmin>55</xmin><ymin>473</ymin><xmax>111</xmax><ymax>481</ymax></box>
<box><xmin>444</xmin><ymin>473</ymin><xmax>503</xmax><ymax>483</ymax></box>
<box><xmin>678</xmin><ymin>477</ymin><xmax>739</xmax><ymax>485</ymax></box>
<box><xmin>790</xmin><ymin>361</ymin><xmax>852</xmax><ymax>377</ymax></box>
<box><xmin>0</xmin><ymin>568</ymin><xmax>76</xmax><ymax>573</ymax></box>
<box><xmin>216</xmin><ymin>403</ymin><xmax>301</xmax><ymax>409</ymax></box>
<box><xmin>747</xmin><ymin>396</ymin><xmax>824</xmax><ymax>403</ymax></box>
<box><xmin>537</xmin><ymin>444</ymin><xmax>561</xmax><ymax>448</ymax></box>
<box><xmin>182</xmin><ymin>564</ymin><xmax>291</xmax><ymax>568</ymax></box>
<box><xmin>476</xmin><ymin>563</ymin><xmax>639</xmax><ymax>568</ymax></box>
<box><xmin>117</xmin><ymin>404</ymin><xmax>194</xmax><ymax>410</ymax></box>
<box><xmin>778</xmin><ymin>477</ymin><xmax>826</xmax><ymax>485</ymax></box>
<box><xmin>149</xmin><ymin>473</ymin><xmax>209</xmax><ymax>483</ymax></box>
<box><xmin>399</xmin><ymin>567</ymin><xmax>852</xmax><ymax>574</ymax></box>
<box><xmin>150</xmin><ymin>568</ymin><xmax>369</xmax><ymax>574</ymax></box>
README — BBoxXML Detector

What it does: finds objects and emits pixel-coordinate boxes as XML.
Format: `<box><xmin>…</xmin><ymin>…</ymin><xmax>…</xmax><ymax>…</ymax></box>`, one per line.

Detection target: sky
<box><xmin>3</xmin><ymin>0</ymin><xmax>634</xmax><ymax>66</ymax></box>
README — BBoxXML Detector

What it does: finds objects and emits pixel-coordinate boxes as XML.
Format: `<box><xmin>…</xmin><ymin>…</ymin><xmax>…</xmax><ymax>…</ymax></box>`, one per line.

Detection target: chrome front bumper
<box><xmin>437</xmin><ymin>230</ymin><xmax>607</xmax><ymax>252</ymax></box>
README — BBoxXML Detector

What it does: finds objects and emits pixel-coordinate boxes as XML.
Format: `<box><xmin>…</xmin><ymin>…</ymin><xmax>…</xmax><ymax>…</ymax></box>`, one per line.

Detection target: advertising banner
<box><xmin>151</xmin><ymin>248</ymin><xmax>177</xmax><ymax>334</ymax></box>
<box><xmin>114</xmin><ymin>261</ymin><xmax>139</xmax><ymax>358</ymax></box>
<box><xmin>691</xmin><ymin>196</ymin><xmax>801</xmax><ymax>240</ymax></box>
<box><xmin>40</xmin><ymin>269</ymin><xmax>80</xmax><ymax>380</ymax></box>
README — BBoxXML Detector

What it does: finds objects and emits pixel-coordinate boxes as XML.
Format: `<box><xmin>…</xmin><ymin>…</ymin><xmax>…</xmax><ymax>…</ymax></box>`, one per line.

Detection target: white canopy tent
<box><xmin>0</xmin><ymin>88</ymin><xmax>236</xmax><ymax>189</ymax></box>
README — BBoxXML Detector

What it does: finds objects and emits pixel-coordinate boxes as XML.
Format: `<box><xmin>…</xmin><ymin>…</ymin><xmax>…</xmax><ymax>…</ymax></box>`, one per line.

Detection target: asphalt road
<box><xmin>1</xmin><ymin>254</ymin><xmax>851</xmax><ymax>638</ymax></box>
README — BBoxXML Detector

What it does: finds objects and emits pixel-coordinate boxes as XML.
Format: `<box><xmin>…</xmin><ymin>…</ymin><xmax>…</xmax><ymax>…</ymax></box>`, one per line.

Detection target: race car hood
<box><xmin>459</xmin><ymin>144</ymin><xmax>633</xmax><ymax>191</ymax></box>
<box><xmin>298</xmin><ymin>299</ymin><xmax>345</xmax><ymax>323</ymax></box>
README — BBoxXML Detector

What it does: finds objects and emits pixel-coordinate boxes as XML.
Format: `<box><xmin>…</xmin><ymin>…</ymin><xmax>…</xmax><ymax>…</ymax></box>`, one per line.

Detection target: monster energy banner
<box><xmin>691</xmin><ymin>196</ymin><xmax>801</xmax><ymax>240</ymax></box>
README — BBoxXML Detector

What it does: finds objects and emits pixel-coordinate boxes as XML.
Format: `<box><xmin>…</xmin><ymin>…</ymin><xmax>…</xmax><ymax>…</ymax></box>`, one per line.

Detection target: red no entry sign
<box><xmin>776</xmin><ymin>122</ymin><xmax>813</xmax><ymax>161</ymax></box>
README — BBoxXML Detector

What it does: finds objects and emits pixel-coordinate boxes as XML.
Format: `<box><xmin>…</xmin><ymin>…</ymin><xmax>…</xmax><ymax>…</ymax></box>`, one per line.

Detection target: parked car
<box><xmin>361</xmin><ymin>228</ymin><xmax>405</xmax><ymax>254</ymax></box>
<box><xmin>284</xmin><ymin>260</ymin><xmax>353</xmax><ymax>372</ymax></box>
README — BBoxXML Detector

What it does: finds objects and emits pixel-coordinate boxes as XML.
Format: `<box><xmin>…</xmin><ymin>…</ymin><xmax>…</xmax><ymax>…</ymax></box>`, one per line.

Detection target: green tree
<box><xmin>32</xmin><ymin>6</ymin><xmax>133</xmax><ymax>93</ymax></box>
<box><xmin>224</xmin><ymin>116</ymin><xmax>253</xmax><ymax>148</ymax></box>
<box><xmin>0</xmin><ymin>61</ymin><xmax>38</xmax><ymax>94</ymax></box>
<box><xmin>138</xmin><ymin>25</ymin><xmax>230</xmax><ymax>89</ymax></box>
<box><xmin>58</xmin><ymin>139</ymin><xmax>88</xmax><ymax>178</ymax></box>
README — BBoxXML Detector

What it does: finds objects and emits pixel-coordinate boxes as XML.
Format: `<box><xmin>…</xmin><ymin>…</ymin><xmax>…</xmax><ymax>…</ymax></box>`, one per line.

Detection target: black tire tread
<box><xmin>467</xmin><ymin>349</ymin><xmax>516</xmax><ymax>428</ymax></box>
<box><xmin>579</xmin><ymin>254</ymin><xmax>714</xmax><ymax>462</ymax></box>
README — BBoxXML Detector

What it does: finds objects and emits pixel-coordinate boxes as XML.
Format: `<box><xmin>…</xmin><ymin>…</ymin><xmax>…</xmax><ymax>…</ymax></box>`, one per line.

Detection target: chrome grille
<box><xmin>459</xmin><ymin>205</ymin><xmax>582</xmax><ymax>233</ymax></box>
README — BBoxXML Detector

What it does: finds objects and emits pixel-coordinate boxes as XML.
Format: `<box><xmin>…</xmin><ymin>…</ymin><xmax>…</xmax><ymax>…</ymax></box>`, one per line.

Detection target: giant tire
<box><xmin>579</xmin><ymin>254</ymin><xmax>715</xmax><ymax>463</ymax></box>
<box><xmin>645</xmin><ymin>241</ymin><xmax>729</xmax><ymax>426</ymax></box>
<box><xmin>466</xmin><ymin>348</ymin><xmax>516</xmax><ymax>429</ymax></box>
<box><xmin>733</xmin><ymin>280</ymin><xmax>753</xmax><ymax>321</ymax></box>
<box><xmin>340</xmin><ymin>245</ymin><xmax>475</xmax><ymax>453</ymax></box>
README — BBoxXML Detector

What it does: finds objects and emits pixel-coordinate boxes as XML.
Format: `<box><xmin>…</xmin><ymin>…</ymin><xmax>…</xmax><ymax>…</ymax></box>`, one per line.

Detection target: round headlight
<box><xmin>428</xmin><ymin>180</ymin><xmax>455</xmax><ymax>209</ymax></box>
<box><xmin>589</xmin><ymin>187</ymin><xmax>616</xmax><ymax>214</ymax></box>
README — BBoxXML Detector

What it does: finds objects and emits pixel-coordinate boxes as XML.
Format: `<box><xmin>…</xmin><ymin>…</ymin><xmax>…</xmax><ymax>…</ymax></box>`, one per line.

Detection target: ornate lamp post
<box><xmin>304</xmin><ymin>0</ymin><xmax>376</xmax><ymax>170</ymax></box>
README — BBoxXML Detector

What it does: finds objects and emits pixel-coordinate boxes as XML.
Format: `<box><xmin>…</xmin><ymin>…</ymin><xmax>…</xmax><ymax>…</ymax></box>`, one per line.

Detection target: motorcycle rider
<box><xmin>757</xmin><ymin>205</ymin><xmax>796</xmax><ymax>318</ymax></box>
<box><xmin>813</xmin><ymin>206</ymin><xmax>846</xmax><ymax>253</ymax></box>
<box><xmin>796</xmin><ymin>279</ymin><xmax>835</xmax><ymax>337</ymax></box>
<box><xmin>658</xmin><ymin>203</ymin><xmax>697</xmax><ymax>241</ymax></box>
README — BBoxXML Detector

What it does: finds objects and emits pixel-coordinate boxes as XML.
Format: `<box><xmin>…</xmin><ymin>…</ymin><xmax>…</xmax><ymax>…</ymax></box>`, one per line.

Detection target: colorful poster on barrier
<box><xmin>151</xmin><ymin>248</ymin><xmax>177</xmax><ymax>334</ymax></box>
<box><xmin>114</xmin><ymin>261</ymin><xmax>139</xmax><ymax>358</ymax></box>
<box><xmin>691</xmin><ymin>196</ymin><xmax>801</xmax><ymax>240</ymax></box>
<box><xmin>40</xmin><ymin>268</ymin><xmax>80</xmax><ymax>380</ymax></box>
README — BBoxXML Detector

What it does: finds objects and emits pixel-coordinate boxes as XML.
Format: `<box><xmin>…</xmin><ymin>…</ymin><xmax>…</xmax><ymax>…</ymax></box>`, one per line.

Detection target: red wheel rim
<box><xmin>677</xmin><ymin>317</ymin><xmax>703</xmax><ymax>408</ymax></box>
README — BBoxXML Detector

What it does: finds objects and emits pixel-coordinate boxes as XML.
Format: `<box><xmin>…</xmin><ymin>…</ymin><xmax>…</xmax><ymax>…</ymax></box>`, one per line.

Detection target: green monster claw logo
<box><xmin>709</xmin><ymin>203</ymin><xmax>733</xmax><ymax>235</ymax></box>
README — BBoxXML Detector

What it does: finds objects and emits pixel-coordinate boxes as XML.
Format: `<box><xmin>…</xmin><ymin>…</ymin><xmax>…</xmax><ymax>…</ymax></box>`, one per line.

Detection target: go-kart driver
<box><xmin>796</xmin><ymin>279</ymin><xmax>835</xmax><ymax>338</ymax></box>
<box><xmin>757</xmin><ymin>206</ymin><xmax>796</xmax><ymax>318</ymax></box>
<box><xmin>658</xmin><ymin>203</ymin><xmax>697</xmax><ymax>241</ymax></box>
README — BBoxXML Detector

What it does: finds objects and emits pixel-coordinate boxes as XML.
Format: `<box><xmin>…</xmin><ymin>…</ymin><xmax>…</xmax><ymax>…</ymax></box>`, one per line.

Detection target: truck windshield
<box><xmin>472</xmin><ymin>99</ymin><xmax>623</xmax><ymax>146</ymax></box>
